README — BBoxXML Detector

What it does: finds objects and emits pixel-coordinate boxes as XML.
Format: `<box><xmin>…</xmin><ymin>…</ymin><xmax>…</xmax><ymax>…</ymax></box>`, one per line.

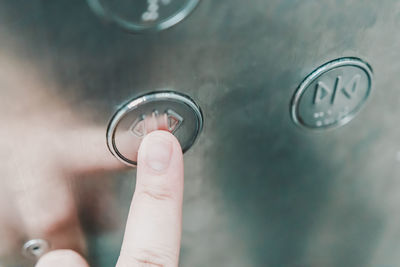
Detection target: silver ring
<box><xmin>22</xmin><ymin>239</ymin><xmax>50</xmax><ymax>259</ymax></box>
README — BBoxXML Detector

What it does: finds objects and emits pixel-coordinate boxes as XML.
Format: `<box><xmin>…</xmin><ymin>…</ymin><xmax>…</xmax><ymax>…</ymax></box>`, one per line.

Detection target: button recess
<box><xmin>107</xmin><ymin>91</ymin><xmax>203</xmax><ymax>167</ymax></box>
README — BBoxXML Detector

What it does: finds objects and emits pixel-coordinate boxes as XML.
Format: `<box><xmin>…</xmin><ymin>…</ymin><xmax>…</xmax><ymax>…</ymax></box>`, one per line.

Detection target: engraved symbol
<box><xmin>313</xmin><ymin>74</ymin><xmax>361</xmax><ymax>105</ymax></box>
<box><xmin>129</xmin><ymin>109</ymin><xmax>183</xmax><ymax>138</ymax></box>
<box><xmin>142</xmin><ymin>0</ymin><xmax>172</xmax><ymax>22</ymax></box>
<box><xmin>130</xmin><ymin>116</ymin><xmax>146</xmax><ymax>137</ymax></box>
<box><xmin>341</xmin><ymin>74</ymin><xmax>361</xmax><ymax>99</ymax></box>
<box><xmin>313</xmin><ymin>81</ymin><xmax>331</xmax><ymax>104</ymax></box>
<box><xmin>166</xmin><ymin>109</ymin><xmax>183</xmax><ymax>133</ymax></box>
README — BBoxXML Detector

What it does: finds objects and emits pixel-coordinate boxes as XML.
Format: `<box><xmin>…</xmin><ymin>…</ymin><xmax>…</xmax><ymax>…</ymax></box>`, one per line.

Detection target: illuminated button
<box><xmin>87</xmin><ymin>0</ymin><xmax>200</xmax><ymax>33</ymax></box>
<box><xmin>107</xmin><ymin>91</ymin><xmax>203</xmax><ymax>167</ymax></box>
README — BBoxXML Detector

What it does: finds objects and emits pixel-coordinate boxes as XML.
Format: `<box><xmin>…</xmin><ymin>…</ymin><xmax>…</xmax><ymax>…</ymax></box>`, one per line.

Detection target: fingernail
<box><xmin>144</xmin><ymin>135</ymin><xmax>172</xmax><ymax>171</ymax></box>
<box><xmin>36</xmin><ymin>250</ymin><xmax>88</xmax><ymax>267</ymax></box>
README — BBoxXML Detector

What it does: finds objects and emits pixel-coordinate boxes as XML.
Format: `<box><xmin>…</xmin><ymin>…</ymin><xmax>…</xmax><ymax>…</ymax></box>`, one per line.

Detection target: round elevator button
<box><xmin>87</xmin><ymin>0</ymin><xmax>200</xmax><ymax>33</ymax></box>
<box><xmin>291</xmin><ymin>57</ymin><xmax>373</xmax><ymax>130</ymax></box>
<box><xmin>107</xmin><ymin>91</ymin><xmax>203</xmax><ymax>167</ymax></box>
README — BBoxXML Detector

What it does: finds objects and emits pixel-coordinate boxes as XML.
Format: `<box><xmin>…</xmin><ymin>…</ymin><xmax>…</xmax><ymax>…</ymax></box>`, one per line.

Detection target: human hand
<box><xmin>35</xmin><ymin>130</ymin><xmax>184</xmax><ymax>267</ymax></box>
<box><xmin>0</xmin><ymin>54</ymin><xmax>124</xmax><ymax>262</ymax></box>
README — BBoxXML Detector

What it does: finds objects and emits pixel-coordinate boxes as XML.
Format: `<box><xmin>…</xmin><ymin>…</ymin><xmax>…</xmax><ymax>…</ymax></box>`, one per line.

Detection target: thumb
<box><xmin>35</xmin><ymin>250</ymin><xmax>89</xmax><ymax>267</ymax></box>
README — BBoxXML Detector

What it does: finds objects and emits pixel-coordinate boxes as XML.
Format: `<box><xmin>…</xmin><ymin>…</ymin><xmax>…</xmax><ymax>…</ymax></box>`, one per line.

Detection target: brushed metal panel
<box><xmin>0</xmin><ymin>1</ymin><xmax>399</xmax><ymax>266</ymax></box>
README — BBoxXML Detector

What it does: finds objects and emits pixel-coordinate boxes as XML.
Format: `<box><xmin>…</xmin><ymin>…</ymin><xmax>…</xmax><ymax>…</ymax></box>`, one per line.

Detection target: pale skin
<box><xmin>35</xmin><ymin>130</ymin><xmax>184</xmax><ymax>267</ymax></box>
<box><xmin>0</xmin><ymin>30</ymin><xmax>184</xmax><ymax>266</ymax></box>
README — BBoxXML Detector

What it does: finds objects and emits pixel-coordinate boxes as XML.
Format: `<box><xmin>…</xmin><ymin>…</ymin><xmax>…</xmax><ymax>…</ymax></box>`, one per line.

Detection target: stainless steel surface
<box><xmin>1</xmin><ymin>0</ymin><xmax>400</xmax><ymax>266</ymax></box>
<box><xmin>291</xmin><ymin>57</ymin><xmax>373</xmax><ymax>130</ymax></box>
<box><xmin>107</xmin><ymin>91</ymin><xmax>203</xmax><ymax>166</ymax></box>
<box><xmin>87</xmin><ymin>0</ymin><xmax>201</xmax><ymax>32</ymax></box>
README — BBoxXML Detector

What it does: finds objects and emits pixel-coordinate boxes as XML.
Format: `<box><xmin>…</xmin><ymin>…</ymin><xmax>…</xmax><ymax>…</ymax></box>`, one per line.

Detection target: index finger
<box><xmin>116</xmin><ymin>130</ymin><xmax>184</xmax><ymax>267</ymax></box>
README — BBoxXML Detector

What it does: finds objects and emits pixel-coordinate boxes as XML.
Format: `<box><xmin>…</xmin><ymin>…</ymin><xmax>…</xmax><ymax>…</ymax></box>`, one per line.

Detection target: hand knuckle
<box><xmin>120</xmin><ymin>247</ymin><xmax>176</xmax><ymax>267</ymax></box>
<box><xmin>137</xmin><ymin>185</ymin><xmax>175</xmax><ymax>202</ymax></box>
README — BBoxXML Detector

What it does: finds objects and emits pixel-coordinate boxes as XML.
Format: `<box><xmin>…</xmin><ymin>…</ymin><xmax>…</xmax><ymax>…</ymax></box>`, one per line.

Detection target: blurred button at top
<box><xmin>87</xmin><ymin>0</ymin><xmax>200</xmax><ymax>33</ymax></box>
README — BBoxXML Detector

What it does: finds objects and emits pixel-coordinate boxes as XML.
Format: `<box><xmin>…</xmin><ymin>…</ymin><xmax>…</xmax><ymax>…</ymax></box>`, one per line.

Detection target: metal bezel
<box><xmin>87</xmin><ymin>0</ymin><xmax>201</xmax><ymax>33</ymax></box>
<box><xmin>290</xmin><ymin>57</ymin><xmax>373</xmax><ymax>131</ymax></box>
<box><xmin>106</xmin><ymin>91</ymin><xmax>203</xmax><ymax>167</ymax></box>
